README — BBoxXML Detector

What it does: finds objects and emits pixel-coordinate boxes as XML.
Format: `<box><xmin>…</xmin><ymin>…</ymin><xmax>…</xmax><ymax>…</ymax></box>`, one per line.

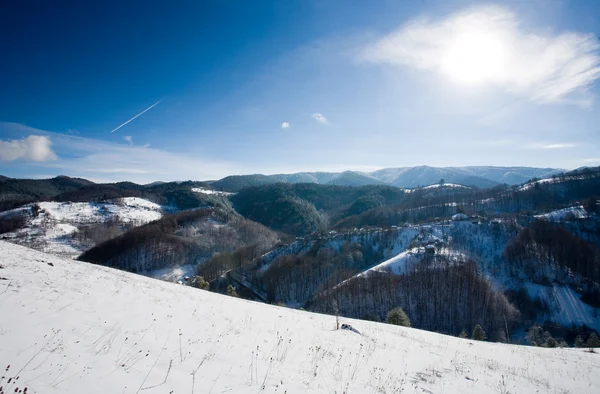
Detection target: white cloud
<box><xmin>0</xmin><ymin>135</ymin><xmax>58</xmax><ymax>162</ymax></box>
<box><xmin>124</xmin><ymin>136</ymin><xmax>133</xmax><ymax>144</ymax></box>
<box><xmin>540</xmin><ymin>143</ymin><xmax>576</xmax><ymax>149</ymax></box>
<box><xmin>312</xmin><ymin>113</ymin><xmax>328</xmax><ymax>124</ymax></box>
<box><xmin>0</xmin><ymin>123</ymin><xmax>240</xmax><ymax>183</ymax></box>
<box><xmin>281</xmin><ymin>122</ymin><xmax>290</xmax><ymax>129</ymax></box>
<box><xmin>362</xmin><ymin>5</ymin><xmax>600</xmax><ymax>104</ymax></box>
<box><xmin>535</xmin><ymin>143</ymin><xmax>577</xmax><ymax>149</ymax></box>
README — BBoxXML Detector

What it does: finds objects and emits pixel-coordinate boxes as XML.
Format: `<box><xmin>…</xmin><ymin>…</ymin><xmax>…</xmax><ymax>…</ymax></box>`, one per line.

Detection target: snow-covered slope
<box><xmin>535</xmin><ymin>206</ymin><xmax>589</xmax><ymax>221</ymax></box>
<box><xmin>525</xmin><ymin>283</ymin><xmax>600</xmax><ymax>331</ymax></box>
<box><xmin>191</xmin><ymin>187</ymin><xmax>235</xmax><ymax>196</ymax></box>
<box><xmin>1</xmin><ymin>241</ymin><xmax>599</xmax><ymax>394</ymax></box>
<box><xmin>0</xmin><ymin>198</ymin><xmax>165</xmax><ymax>259</ymax></box>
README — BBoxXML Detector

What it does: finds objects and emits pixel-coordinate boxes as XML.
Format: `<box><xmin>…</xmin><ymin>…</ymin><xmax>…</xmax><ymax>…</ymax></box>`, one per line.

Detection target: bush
<box><xmin>386</xmin><ymin>307</ymin><xmax>411</xmax><ymax>327</ymax></box>
<box><xmin>575</xmin><ymin>335</ymin><xmax>586</xmax><ymax>348</ymax></box>
<box><xmin>459</xmin><ymin>329</ymin><xmax>468</xmax><ymax>338</ymax></box>
<box><xmin>226</xmin><ymin>285</ymin><xmax>238</xmax><ymax>298</ymax></box>
<box><xmin>472</xmin><ymin>324</ymin><xmax>486</xmax><ymax>341</ymax></box>
<box><xmin>193</xmin><ymin>276</ymin><xmax>210</xmax><ymax>290</ymax></box>
<box><xmin>0</xmin><ymin>214</ymin><xmax>26</xmax><ymax>235</ymax></box>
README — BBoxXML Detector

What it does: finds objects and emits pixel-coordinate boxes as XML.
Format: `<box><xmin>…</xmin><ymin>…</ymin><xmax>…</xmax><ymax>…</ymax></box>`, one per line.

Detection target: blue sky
<box><xmin>1</xmin><ymin>0</ymin><xmax>600</xmax><ymax>183</ymax></box>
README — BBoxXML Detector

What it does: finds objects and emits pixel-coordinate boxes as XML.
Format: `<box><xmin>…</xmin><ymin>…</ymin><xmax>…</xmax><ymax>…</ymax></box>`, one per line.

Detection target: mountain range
<box><xmin>210</xmin><ymin>166</ymin><xmax>562</xmax><ymax>191</ymax></box>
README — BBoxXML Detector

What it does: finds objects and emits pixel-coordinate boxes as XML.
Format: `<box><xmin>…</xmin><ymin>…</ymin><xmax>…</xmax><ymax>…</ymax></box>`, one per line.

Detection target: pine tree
<box><xmin>545</xmin><ymin>336</ymin><xmax>557</xmax><ymax>348</ymax></box>
<box><xmin>459</xmin><ymin>329</ymin><xmax>468</xmax><ymax>338</ymax></box>
<box><xmin>472</xmin><ymin>324</ymin><xmax>486</xmax><ymax>341</ymax></box>
<box><xmin>587</xmin><ymin>333</ymin><xmax>600</xmax><ymax>348</ymax></box>
<box><xmin>386</xmin><ymin>307</ymin><xmax>411</xmax><ymax>327</ymax></box>
<box><xmin>558</xmin><ymin>340</ymin><xmax>568</xmax><ymax>348</ymax></box>
<box><xmin>226</xmin><ymin>284</ymin><xmax>238</xmax><ymax>298</ymax></box>
<box><xmin>526</xmin><ymin>325</ymin><xmax>544</xmax><ymax>346</ymax></box>
<box><xmin>574</xmin><ymin>335</ymin><xmax>585</xmax><ymax>348</ymax></box>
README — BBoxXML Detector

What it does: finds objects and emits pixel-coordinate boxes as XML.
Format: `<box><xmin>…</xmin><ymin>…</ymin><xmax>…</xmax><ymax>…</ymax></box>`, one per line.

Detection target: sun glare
<box><xmin>441</xmin><ymin>30</ymin><xmax>507</xmax><ymax>84</ymax></box>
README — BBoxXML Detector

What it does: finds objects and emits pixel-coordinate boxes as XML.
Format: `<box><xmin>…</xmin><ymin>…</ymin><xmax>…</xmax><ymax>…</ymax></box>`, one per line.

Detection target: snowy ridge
<box><xmin>421</xmin><ymin>183</ymin><xmax>468</xmax><ymax>190</ymax></box>
<box><xmin>0</xmin><ymin>241</ymin><xmax>599</xmax><ymax>394</ymax></box>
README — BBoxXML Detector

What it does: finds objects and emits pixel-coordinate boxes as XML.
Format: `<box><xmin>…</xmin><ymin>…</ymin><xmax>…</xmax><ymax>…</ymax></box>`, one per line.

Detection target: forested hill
<box><xmin>230</xmin><ymin>183</ymin><xmax>407</xmax><ymax>235</ymax></box>
<box><xmin>0</xmin><ymin>175</ymin><xmax>94</xmax><ymax>211</ymax></box>
<box><xmin>0</xmin><ymin>177</ymin><xmax>224</xmax><ymax>212</ymax></box>
<box><xmin>78</xmin><ymin>207</ymin><xmax>279</xmax><ymax>274</ymax></box>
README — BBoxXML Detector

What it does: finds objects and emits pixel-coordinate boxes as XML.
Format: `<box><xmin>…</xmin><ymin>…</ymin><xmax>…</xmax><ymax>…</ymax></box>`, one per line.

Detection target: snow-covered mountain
<box><xmin>1</xmin><ymin>240</ymin><xmax>598</xmax><ymax>394</ymax></box>
<box><xmin>368</xmin><ymin>166</ymin><xmax>561</xmax><ymax>188</ymax></box>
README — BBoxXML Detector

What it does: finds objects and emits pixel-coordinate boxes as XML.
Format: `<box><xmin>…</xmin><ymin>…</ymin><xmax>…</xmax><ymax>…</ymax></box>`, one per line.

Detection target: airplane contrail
<box><xmin>110</xmin><ymin>99</ymin><xmax>163</xmax><ymax>133</ymax></box>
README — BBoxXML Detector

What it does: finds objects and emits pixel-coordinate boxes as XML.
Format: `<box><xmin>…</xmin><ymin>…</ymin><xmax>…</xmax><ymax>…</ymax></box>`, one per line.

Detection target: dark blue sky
<box><xmin>1</xmin><ymin>0</ymin><xmax>600</xmax><ymax>182</ymax></box>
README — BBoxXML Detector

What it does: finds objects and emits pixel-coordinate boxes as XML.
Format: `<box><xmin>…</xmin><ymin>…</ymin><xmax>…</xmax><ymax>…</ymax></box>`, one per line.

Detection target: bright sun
<box><xmin>441</xmin><ymin>30</ymin><xmax>507</xmax><ymax>84</ymax></box>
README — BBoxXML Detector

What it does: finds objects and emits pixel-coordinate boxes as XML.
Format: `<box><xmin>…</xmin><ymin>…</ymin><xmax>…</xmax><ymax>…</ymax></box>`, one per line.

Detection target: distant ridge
<box><xmin>209</xmin><ymin>166</ymin><xmax>562</xmax><ymax>191</ymax></box>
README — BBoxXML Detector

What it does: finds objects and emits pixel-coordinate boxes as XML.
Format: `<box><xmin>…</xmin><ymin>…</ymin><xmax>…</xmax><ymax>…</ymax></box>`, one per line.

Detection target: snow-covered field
<box><xmin>0</xmin><ymin>198</ymin><xmax>165</xmax><ymax>259</ymax></box>
<box><xmin>0</xmin><ymin>241</ymin><xmax>599</xmax><ymax>394</ymax></box>
<box><xmin>36</xmin><ymin>198</ymin><xmax>164</xmax><ymax>224</ymax></box>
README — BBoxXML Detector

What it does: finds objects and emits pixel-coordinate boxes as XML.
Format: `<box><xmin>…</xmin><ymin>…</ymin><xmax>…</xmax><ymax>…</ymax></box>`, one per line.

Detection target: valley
<box><xmin>1</xmin><ymin>166</ymin><xmax>600</xmax><ymax>350</ymax></box>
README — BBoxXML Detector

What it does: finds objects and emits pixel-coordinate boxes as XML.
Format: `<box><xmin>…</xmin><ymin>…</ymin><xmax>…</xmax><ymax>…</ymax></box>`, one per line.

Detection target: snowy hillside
<box><xmin>191</xmin><ymin>187</ymin><xmax>235</xmax><ymax>196</ymax></box>
<box><xmin>0</xmin><ymin>198</ymin><xmax>165</xmax><ymax>259</ymax></box>
<box><xmin>535</xmin><ymin>205</ymin><xmax>589</xmax><ymax>221</ymax></box>
<box><xmin>0</xmin><ymin>241</ymin><xmax>599</xmax><ymax>394</ymax></box>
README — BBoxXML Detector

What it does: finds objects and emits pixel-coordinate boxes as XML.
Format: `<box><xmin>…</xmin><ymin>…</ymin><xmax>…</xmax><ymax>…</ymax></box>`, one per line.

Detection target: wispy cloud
<box><xmin>0</xmin><ymin>135</ymin><xmax>58</xmax><ymax>162</ymax></box>
<box><xmin>538</xmin><ymin>143</ymin><xmax>577</xmax><ymax>149</ymax></box>
<box><xmin>0</xmin><ymin>122</ymin><xmax>240</xmax><ymax>183</ymax></box>
<box><xmin>362</xmin><ymin>5</ymin><xmax>600</xmax><ymax>104</ymax></box>
<box><xmin>528</xmin><ymin>142</ymin><xmax>577</xmax><ymax>149</ymax></box>
<box><xmin>124</xmin><ymin>135</ymin><xmax>133</xmax><ymax>144</ymax></box>
<box><xmin>312</xmin><ymin>113</ymin><xmax>328</xmax><ymax>124</ymax></box>
<box><xmin>110</xmin><ymin>99</ymin><xmax>163</xmax><ymax>133</ymax></box>
<box><xmin>281</xmin><ymin>121</ymin><xmax>290</xmax><ymax>129</ymax></box>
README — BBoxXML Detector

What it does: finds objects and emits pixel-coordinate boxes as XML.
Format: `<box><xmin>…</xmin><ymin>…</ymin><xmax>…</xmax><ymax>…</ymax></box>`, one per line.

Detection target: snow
<box><xmin>145</xmin><ymin>264</ymin><xmax>197</xmax><ymax>283</ymax></box>
<box><xmin>364</xmin><ymin>249</ymin><xmax>419</xmax><ymax>275</ymax></box>
<box><xmin>1</xmin><ymin>240</ymin><xmax>599</xmax><ymax>394</ymax></box>
<box><xmin>452</xmin><ymin>213</ymin><xmax>470</xmax><ymax>221</ymax></box>
<box><xmin>422</xmin><ymin>183</ymin><xmax>467</xmax><ymax>189</ymax></box>
<box><xmin>37</xmin><ymin>198</ymin><xmax>163</xmax><ymax>224</ymax></box>
<box><xmin>518</xmin><ymin>177</ymin><xmax>558</xmax><ymax>191</ymax></box>
<box><xmin>0</xmin><ymin>198</ymin><xmax>165</xmax><ymax>259</ymax></box>
<box><xmin>535</xmin><ymin>206</ymin><xmax>588</xmax><ymax>222</ymax></box>
<box><xmin>191</xmin><ymin>187</ymin><xmax>235</xmax><ymax>196</ymax></box>
<box><xmin>517</xmin><ymin>174</ymin><xmax>590</xmax><ymax>191</ymax></box>
<box><xmin>525</xmin><ymin>282</ymin><xmax>600</xmax><ymax>332</ymax></box>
